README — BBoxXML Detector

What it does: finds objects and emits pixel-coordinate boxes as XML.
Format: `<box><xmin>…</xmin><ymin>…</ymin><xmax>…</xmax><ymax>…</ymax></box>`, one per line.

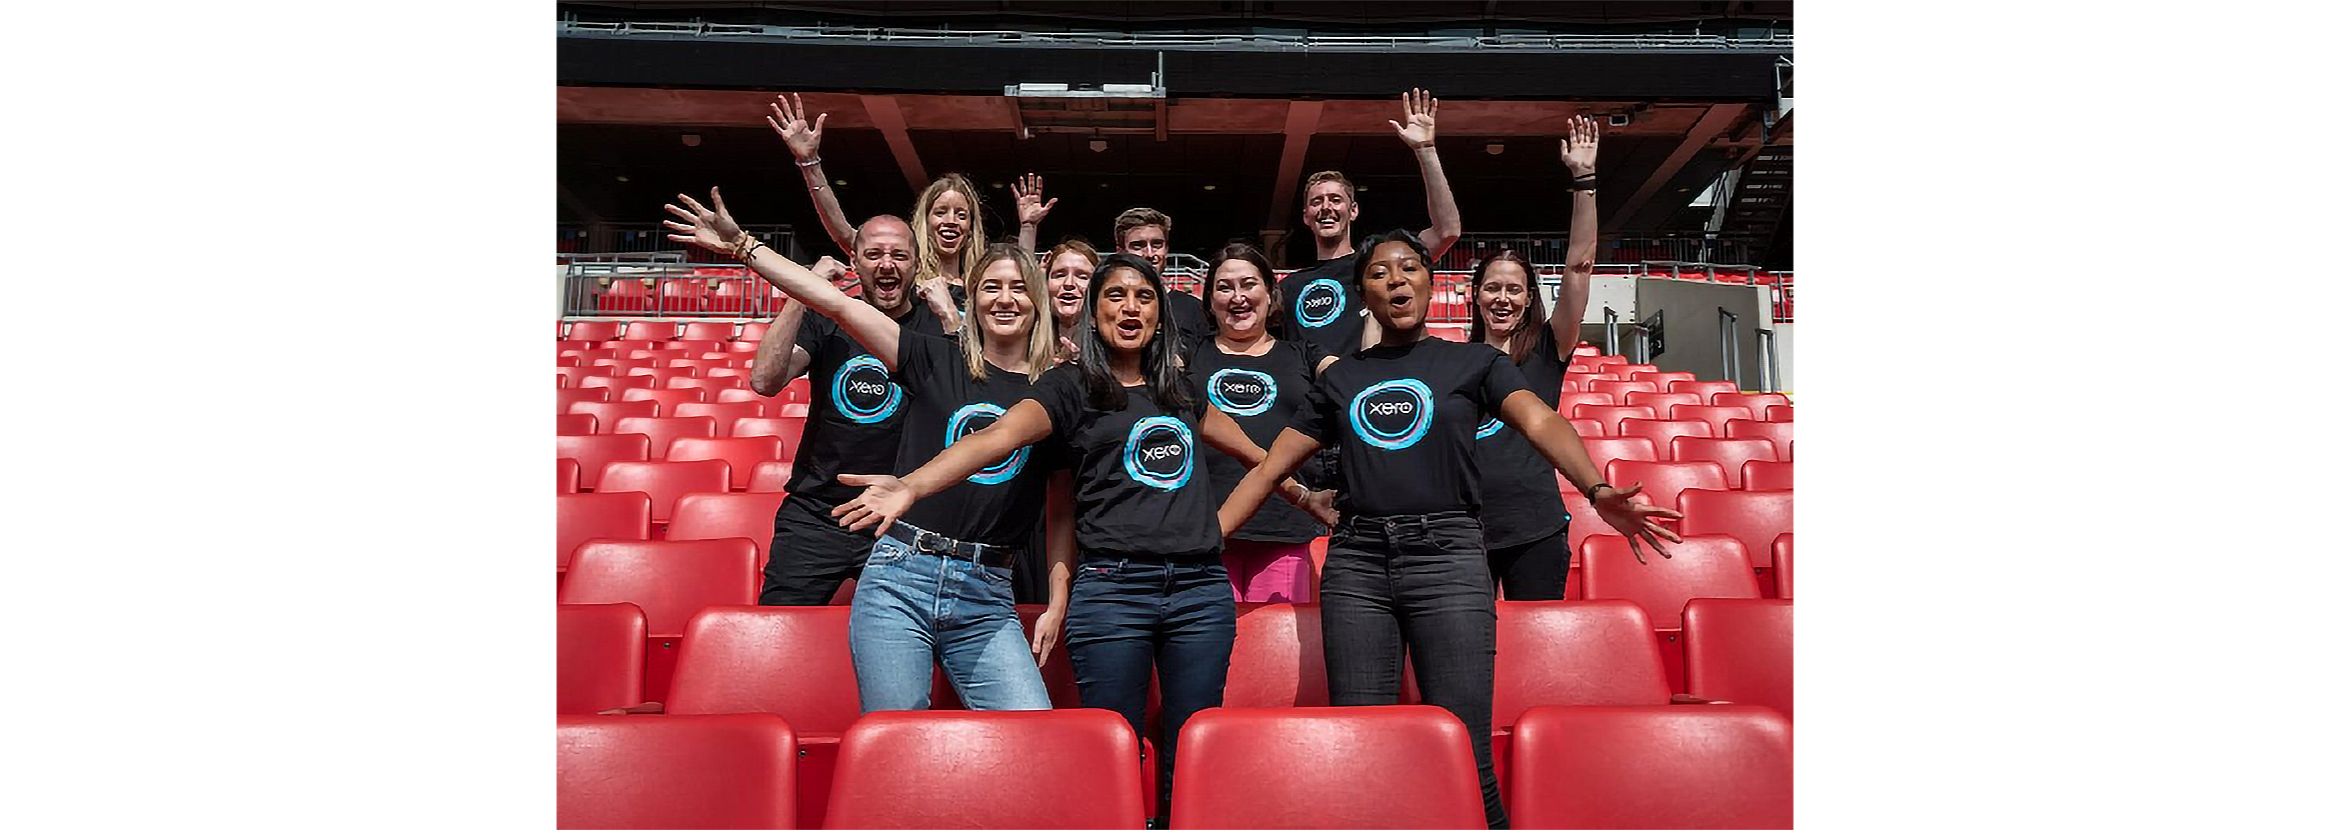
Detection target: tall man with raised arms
<box><xmin>1276</xmin><ymin>88</ymin><xmax>1463</xmax><ymax>357</ymax></box>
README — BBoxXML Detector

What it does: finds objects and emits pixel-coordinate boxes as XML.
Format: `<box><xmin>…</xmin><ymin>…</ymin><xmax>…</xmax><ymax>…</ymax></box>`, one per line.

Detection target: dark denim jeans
<box><xmin>1487</xmin><ymin>527</ymin><xmax>1568</xmax><ymax>601</ymax></box>
<box><xmin>1064</xmin><ymin>553</ymin><xmax>1236</xmax><ymax>819</ymax></box>
<box><xmin>1322</xmin><ymin>511</ymin><xmax>1507</xmax><ymax>828</ymax></box>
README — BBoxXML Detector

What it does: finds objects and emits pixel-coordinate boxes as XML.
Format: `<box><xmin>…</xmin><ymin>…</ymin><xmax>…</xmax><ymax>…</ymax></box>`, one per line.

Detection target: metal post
<box><xmin>1757</xmin><ymin>328</ymin><xmax>1778</xmax><ymax>393</ymax></box>
<box><xmin>1718</xmin><ymin>307</ymin><xmax>1742</xmax><ymax>390</ymax></box>
<box><xmin>1603</xmin><ymin>306</ymin><xmax>1620</xmax><ymax>357</ymax></box>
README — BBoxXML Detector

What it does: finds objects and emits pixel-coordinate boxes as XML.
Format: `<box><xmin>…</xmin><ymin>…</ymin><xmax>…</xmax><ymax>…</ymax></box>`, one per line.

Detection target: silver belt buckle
<box><xmin>915</xmin><ymin>530</ymin><xmax>955</xmax><ymax>555</ymax></box>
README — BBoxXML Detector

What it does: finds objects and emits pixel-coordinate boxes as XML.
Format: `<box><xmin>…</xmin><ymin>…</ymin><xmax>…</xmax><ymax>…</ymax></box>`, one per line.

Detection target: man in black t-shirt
<box><xmin>1112</xmin><ymin>207</ymin><xmax>1212</xmax><ymax>356</ymax></box>
<box><xmin>748</xmin><ymin>214</ymin><xmax>953</xmax><ymax>605</ymax></box>
<box><xmin>1275</xmin><ymin>88</ymin><xmax>1465</xmax><ymax>359</ymax></box>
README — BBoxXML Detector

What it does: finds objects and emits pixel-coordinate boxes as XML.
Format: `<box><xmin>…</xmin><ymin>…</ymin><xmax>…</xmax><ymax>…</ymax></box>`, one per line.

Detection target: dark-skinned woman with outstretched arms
<box><xmin>1467</xmin><ymin>115</ymin><xmax>1606</xmax><ymax>600</ymax></box>
<box><xmin>828</xmin><ymin>253</ymin><xmax>1335</xmax><ymax>823</ymax></box>
<box><xmin>1212</xmin><ymin>229</ymin><xmax>1682</xmax><ymax>829</ymax></box>
<box><xmin>663</xmin><ymin>189</ymin><xmax>1079</xmax><ymax>714</ymax></box>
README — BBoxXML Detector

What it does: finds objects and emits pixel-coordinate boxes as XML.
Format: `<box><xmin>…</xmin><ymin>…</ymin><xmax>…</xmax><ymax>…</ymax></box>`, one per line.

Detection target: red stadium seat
<box><xmin>668</xmin><ymin>436</ymin><xmax>785</xmax><ymax>490</ymax></box>
<box><xmin>716</xmin><ymin>386</ymin><xmax>780</xmax><ymax>410</ymax></box>
<box><xmin>725</xmin><ymin>340</ymin><xmax>763</xmax><ymax>353</ymax></box>
<box><xmin>705</xmin><ymin>366</ymin><xmax>753</xmax><ymax>381</ymax></box>
<box><xmin>590</xmin><ymin>357</ymin><xmax>654</xmax><ymax>373</ymax></box>
<box><xmin>1172</xmin><ymin>706</ymin><xmax>1485</xmax><ymax>830</ymax></box>
<box><xmin>619</xmin><ymin>387</ymin><xmax>707</xmax><ymax>417</ymax></box>
<box><xmin>557</xmin><ymin>387</ymin><xmax>608</xmax><ymax>415</ymax></box>
<box><xmin>1557</xmin><ymin>391</ymin><xmax>1615</xmax><ymax>412</ymax></box>
<box><xmin>1669</xmin><ymin>380</ymin><xmax>1738</xmax><ymax>400</ymax></box>
<box><xmin>1564</xmin><ymin>418</ymin><xmax>1603</xmax><ymax>439</ymax></box>
<box><xmin>780</xmin><ymin>378</ymin><xmax>812</xmax><ymax>404</ymax></box>
<box><xmin>1588</xmin><ymin>354</ymin><xmax>1628</xmax><ymax>366</ymax></box>
<box><xmin>1508</xmin><ymin>706</ymin><xmax>1791</xmax><ymax>829</ymax></box>
<box><xmin>733</xmin><ymin>418</ymin><xmax>807</xmax><ymax>460</ymax></box>
<box><xmin>1223</xmin><ymin>602</ymin><xmax>1328</xmax><ymax>708</ymax></box>
<box><xmin>556</xmin><ymin>413</ymin><xmax>597</xmax><ymax>436</ymax></box>
<box><xmin>1765</xmin><ymin>404</ymin><xmax>1794</xmax><ymax>422</ymax></box>
<box><xmin>736</xmin><ymin>321</ymin><xmax>771</xmax><ymax>342</ymax></box>
<box><xmin>1630</xmin><ymin>370</ymin><xmax>1696</xmax><ymax>386</ymax></box>
<box><xmin>671</xmin><ymin>491</ymin><xmax>789</xmax><ymax>566</ymax></box>
<box><xmin>1495</xmin><ymin>601</ymin><xmax>1671</xmax><ymax>719</ymax></box>
<box><xmin>674</xmin><ymin>401</ymin><xmax>766</xmax><ymax>436</ymax></box>
<box><xmin>666</xmin><ymin>377</ymin><xmax>739</xmax><ymax>399</ymax></box>
<box><xmin>1581</xmin><ymin>436</ymin><xmax>1658</xmax><ymax>472</ymax></box>
<box><xmin>665</xmin><ymin>339</ymin><xmax>726</xmax><ymax>355</ymax></box>
<box><xmin>562</xmin><ymin>537</ymin><xmax>759</xmax><ymax>703</ymax></box>
<box><xmin>569</xmin><ymin>400</ymin><xmax>659</xmax><ymax>433</ymax></box>
<box><xmin>557</xmin><ymin>492</ymin><xmax>651</xmax><ymax>577</ymax></box>
<box><xmin>1560</xmin><ymin>492</ymin><xmax>1612</xmax><ymax>599</ymax></box>
<box><xmin>558</xmin><ymin>457</ymin><xmax>580</xmax><ymax>494</ymax></box>
<box><xmin>1728</xmin><ymin>420</ymin><xmax>1794</xmax><ymax>461</ymax></box>
<box><xmin>1426</xmin><ymin>324</ymin><xmax>1469</xmax><ymax>342</ymax></box>
<box><xmin>1668</xmin><ymin>404</ymin><xmax>1757</xmax><ymax>436</ymax></box>
<box><xmin>1744</xmin><ymin>460</ymin><xmax>1791</xmax><ymax>490</ymax></box>
<box><xmin>555</xmin><ymin>355</ymin><xmax>584</xmax><ymax>369</ymax></box>
<box><xmin>683</xmin><ymin>321</ymin><xmax>738</xmax><ymax>341</ymax></box>
<box><xmin>1588</xmin><ymin>379</ymin><xmax>1660</xmax><ymax>402</ymax></box>
<box><xmin>1581</xmin><ymin>535</ymin><xmax>1758</xmax><ymax>693</ymax></box>
<box><xmin>1604</xmin><ymin>460</ymin><xmax>1728</xmax><ymax>510</ymax></box>
<box><xmin>621</xmin><ymin>320</ymin><xmax>680</xmax><ymax>341</ymax></box>
<box><xmin>1569</xmin><ymin>405</ymin><xmax>1657</xmax><ymax>436</ymax></box>
<box><xmin>556</xmin><ymin>433</ymin><xmax>650</xmax><ymax>491</ymax></box>
<box><xmin>628</xmin><ymin>365</ymin><xmax>699</xmax><ymax>386</ymax></box>
<box><xmin>1671</xmin><ymin>438</ymin><xmax>1779</xmax><ymax>489</ymax></box>
<box><xmin>1619</xmin><ymin>419</ymin><xmax>1714</xmax><ymax>454</ymax></box>
<box><xmin>825</xmin><ymin>711</ymin><xmax>1147</xmax><ymax>830</ymax></box>
<box><xmin>1624</xmin><ymin>391</ymin><xmax>1703</xmax><ymax>412</ymax></box>
<box><xmin>567</xmin><ymin>321</ymin><xmax>623</xmax><ymax>342</ymax></box>
<box><xmin>557</xmin><ymin>602</ymin><xmax>645</xmax><ymax>715</ymax></box>
<box><xmin>555</xmin><ymin>366</ymin><xmax>613</xmax><ymax>388</ymax></box>
<box><xmin>1678</xmin><ymin>490</ymin><xmax>1792</xmax><ymax>597</ymax></box>
<box><xmin>598</xmin><ymin>459</ymin><xmax>731</xmax><ymax>525</ymax></box>
<box><xmin>558</xmin><ymin>713</ymin><xmax>798</xmax><ymax>830</ymax></box>
<box><xmin>1772</xmin><ymin>534</ymin><xmax>1793</xmax><ymax>598</ymax></box>
<box><xmin>669</xmin><ymin>606</ymin><xmax>868</xmax><ymax>829</ymax></box>
<box><xmin>747</xmin><ymin>461</ymin><xmax>796</xmax><ymax>493</ymax></box>
<box><xmin>613</xmin><ymin>416</ymin><xmax>716</xmax><ymax>457</ymax></box>
<box><xmin>1684</xmin><ymin>598</ymin><xmax>1793</xmax><ymax>720</ymax></box>
<box><xmin>579</xmin><ymin>373</ymin><xmax>654</xmax><ymax>396</ymax></box>
<box><xmin>1712</xmin><ymin>392</ymin><xmax>1792</xmax><ymax>421</ymax></box>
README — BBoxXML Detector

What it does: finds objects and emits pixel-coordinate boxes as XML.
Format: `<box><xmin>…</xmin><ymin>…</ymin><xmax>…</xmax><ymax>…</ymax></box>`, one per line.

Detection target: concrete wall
<box><xmin>1632</xmin><ymin>280</ymin><xmax>1775</xmax><ymax>389</ymax></box>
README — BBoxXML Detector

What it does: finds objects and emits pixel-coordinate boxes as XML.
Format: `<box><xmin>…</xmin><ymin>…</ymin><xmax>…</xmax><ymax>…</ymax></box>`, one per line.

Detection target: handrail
<box><xmin>1717</xmin><ymin>307</ymin><xmax>1742</xmax><ymax>390</ymax></box>
<box><xmin>558</xmin><ymin>19</ymin><xmax>1793</xmax><ymax>54</ymax></box>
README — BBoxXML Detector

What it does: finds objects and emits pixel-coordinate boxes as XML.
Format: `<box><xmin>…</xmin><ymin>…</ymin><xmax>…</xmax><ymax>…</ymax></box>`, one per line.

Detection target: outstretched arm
<box><xmin>1392</xmin><ymin>88</ymin><xmax>1462</xmax><ymax>258</ymax></box>
<box><xmin>665</xmin><ymin>189</ymin><xmax>907</xmax><ymax>372</ymax></box>
<box><xmin>1013</xmin><ymin>172</ymin><xmax>1058</xmax><ymax>254</ymax></box>
<box><xmin>1552</xmin><ymin>115</ymin><xmax>1602</xmax><ymax>360</ymax></box>
<box><xmin>768</xmin><ymin>93</ymin><xmax>857</xmax><ymax>256</ymax></box>
<box><xmin>1200</xmin><ymin>409</ymin><xmax>1331</xmax><ymax>526</ymax></box>
<box><xmin>1497</xmin><ymin>390</ymin><xmax>1682</xmax><ymax>562</ymax></box>
<box><xmin>1030</xmin><ymin>470</ymin><xmax>1076</xmax><ymax>666</ymax></box>
<box><xmin>749</xmin><ymin>296</ymin><xmax>812</xmax><ymax>395</ymax></box>
<box><xmin>829</xmin><ymin>399</ymin><xmax>1059</xmax><ymax>536</ymax></box>
<box><xmin>1217</xmin><ymin>428</ymin><xmax>1328</xmax><ymax>536</ymax></box>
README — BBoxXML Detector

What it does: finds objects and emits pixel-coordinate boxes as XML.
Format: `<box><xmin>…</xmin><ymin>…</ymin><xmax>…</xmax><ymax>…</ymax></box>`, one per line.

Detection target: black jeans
<box><xmin>758</xmin><ymin>493</ymin><xmax>873</xmax><ymax>606</ymax></box>
<box><xmin>1063</xmin><ymin>553</ymin><xmax>1236</xmax><ymax>819</ymax></box>
<box><xmin>1486</xmin><ymin>528</ymin><xmax>1568</xmax><ymax>601</ymax></box>
<box><xmin>1322</xmin><ymin>511</ymin><xmax>1507</xmax><ymax>829</ymax></box>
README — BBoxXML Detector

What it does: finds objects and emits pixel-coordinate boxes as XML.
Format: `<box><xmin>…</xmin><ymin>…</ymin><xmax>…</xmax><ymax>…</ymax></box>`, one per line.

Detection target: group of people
<box><xmin>656</xmin><ymin>90</ymin><xmax>1678</xmax><ymax>829</ymax></box>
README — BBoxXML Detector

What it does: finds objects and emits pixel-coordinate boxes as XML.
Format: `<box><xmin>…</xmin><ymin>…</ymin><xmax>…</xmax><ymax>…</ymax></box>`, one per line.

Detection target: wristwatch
<box><xmin>1581</xmin><ymin>481</ymin><xmax>1613</xmax><ymax>501</ymax></box>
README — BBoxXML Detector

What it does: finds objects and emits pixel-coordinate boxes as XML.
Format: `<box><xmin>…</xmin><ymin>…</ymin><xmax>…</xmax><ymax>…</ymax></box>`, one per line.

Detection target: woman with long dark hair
<box><xmin>830</xmin><ymin>253</ymin><xmax>1332</xmax><ymax>821</ymax></box>
<box><xmin>1467</xmin><ymin>115</ymin><xmax>1604</xmax><ymax>599</ymax></box>
<box><xmin>1216</xmin><ymin>228</ymin><xmax>1681</xmax><ymax>829</ymax></box>
<box><xmin>664</xmin><ymin>190</ymin><xmax>1075</xmax><ymax>713</ymax></box>
<box><xmin>1191</xmin><ymin>242</ymin><xmax>1339</xmax><ymax>602</ymax></box>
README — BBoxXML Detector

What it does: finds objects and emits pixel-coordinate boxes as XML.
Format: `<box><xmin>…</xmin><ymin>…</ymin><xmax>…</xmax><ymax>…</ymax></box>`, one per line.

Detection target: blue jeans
<box><xmin>846</xmin><ymin>525</ymin><xmax>1052</xmax><ymax>713</ymax></box>
<box><xmin>1065</xmin><ymin>554</ymin><xmax>1236</xmax><ymax>817</ymax></box>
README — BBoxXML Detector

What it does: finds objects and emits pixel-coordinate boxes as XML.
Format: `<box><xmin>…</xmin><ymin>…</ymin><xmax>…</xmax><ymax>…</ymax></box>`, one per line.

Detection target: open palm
<box><xmin>766</xmin><ymin>93</ymin><xmax>826</xmax><ymax>161</ymax></box>
<box><xmin>1013</xmin><ymin>173</ymin><xmax>1058</xmax><ymax>226</ymax></box>
<box><xmin>1389</xmin><ymin>88</ymin><xmax>1440</xmax><ymax>150</ymax></box>
<box><xmin>1561</xmin><ymin>115</ymin><xmax>1600</xmax><ymax>176</ymax></box>
<box><xmin>1593</xmin><ymin>483</ymin><xmax>1682</xmax><ymax>564</ymax></box>
<box><xmin>661</xmin><ymin>188</ymin><xmax>747</xmax><ymax>254</ymax></box>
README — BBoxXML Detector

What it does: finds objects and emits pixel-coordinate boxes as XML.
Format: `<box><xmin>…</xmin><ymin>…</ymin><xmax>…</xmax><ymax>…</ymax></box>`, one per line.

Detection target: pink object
<box><xmin>1223</xmin><ymin>539</ymin><xmax>1315</xmax><ymax>603</ymax></box>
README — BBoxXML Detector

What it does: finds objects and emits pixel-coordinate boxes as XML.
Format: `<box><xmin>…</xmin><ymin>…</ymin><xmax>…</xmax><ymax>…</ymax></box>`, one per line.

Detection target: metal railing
<box><xmin>1447</xmin><ymin>233</ymin><xmax>1766</xmax><ymax>269</ymax></box>
<box><xmin>556</xmin><ymin>224</ymin><xmax>802</xmax><ymax>263</ymax></box>
<box><xmin>558</xmin><ymin>19</ymin><xmax>1793</xmax><ymax>54</ymax></box>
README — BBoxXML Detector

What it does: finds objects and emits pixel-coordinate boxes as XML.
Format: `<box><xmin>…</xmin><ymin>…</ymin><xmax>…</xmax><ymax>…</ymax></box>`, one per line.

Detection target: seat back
<box><xmin>1726</xmin><ymin>419</ymin><xmax>1794</xmax><ymax>461</ymax></box>
<box><xmin>1563</xmin><ymin>417</ymin><xmax>1604</xmax><ymax>438</ymax></box>
<box><xmin>732</xmin><ymin>418</ymin><xmax>808</xmax><ymax>461</ymax></box>
<box><xmin>1772</xmin><ymin>534</ymin><xmax>1793</xmax><ymax>598</ymax></box>
<box><xmin>682</xmin><ymin>321</ymin><xmax>738</xmax><ymax>341</ymax></box>
<box><xmin>1671</xmin><ymin>438</ymin><xmax>1779</xmax><ymax>488</ymax></box>
<box><xmin>1604</xmin><ymin>460</ymin><xmax>1729</xmax><ymax>509</ymax></box>
<box><xmin>674</xmin><ymin>401</ymin><xmax>766</xmax><ymax>434</ymax></box>
<box><xmin>621</xmin><ymin>320</ymin><xmax>680</xmax><ymax>341</ymax></box>
<box><xmin>1569</xmin><ymin>405</ymin><xmax>1658</xmax><ymax>436</ymax></box>
<box><xmin>1624</xmin><ymin>391</ymin><xmax>1703</xmax><ymax>412</ymax></box>
<box><xmin>1557</xmin><ymin>391</ymin><xmax>1616</xmax><ymax>412</ymax></box>
<box><xmin>556</xmin><ymin>492</ymin><xmax>651</xmax><ymax>571</ymax></box>
<box><xmin>668</xmin><ymin>607</ymin><xmax>862</xmax><ymax>735</ymax></box>
<box><xmin>566</xmin><ymin>321</ymin><xmax>622</xmax><ymax>342</ymax></box>
<box><xmin>556</xmin><ymin>387</ymin><xmax>608</xmax><ymax>415</ymax></box>
<box><xmin>1678</xmin><ymin>489</ymin><xmax>1793</xmax><ymax>570</ymax></box>
<box><xmin>597</xmin><ymin>459</ymin><xmax>732</xmax><ymax>523</ymax></box>
<box><xmin>558</xmin><ymin>713</ymin><xmax>798</xmax><ymax>830</ymax></box>
<box><xmin>1224</xmin><ymin>603</ymin><xmax>1329</xmax><ymax>707</ymax></box>
<box><xmin>556</xmin><ymin>433</ymin><xmax>651</xmax><ymax>490</ymax></box>
<box><xmin>1588</xmin><ymin>379</ymin><xmax>1660</xmax><ymax>402</ymax></box>
<box><xmin>825</xmin><ymin>711</ymin><xmax>1146</xmax><ymax>829</ymax></box>
<box><xmin>1684</xmin><ymin>598</ymin><xmax>1793</xmax><ymax>720</ymax></box>
<box><xmin>1668</xmin><ymin>379</ymin><xmax>1738</xmax><ymax>399</ymax></box>
<box><xmin>1508</xmin><ymin>705</ymin><xmax>1792</xmax><ymax>829</ymax></box>
<box><xmin>555</xmin><ymin>413</ymin><xmax>597</xmax><ymax>436</ymax></box>
<box><xmin>747</xmin><ymin>461</ymin><xmax>796</xmax><ymax>493</ymax></box>
<box><xmin>614</xmin><ymin>415</ymin><xmax>716</xmax><ymax>457</ymax></box>
<box><xmin>560</xmin><ymin>538</ymin><xmax>759</xmax><ymax>638</ymax></box>
<box><xmin>1580</xmin><ymin>535</ymin><xmax>1759</xmax><ymax>630</ymax></box>
<box><xmin>557</xmin><ymin>603</ymin><xmax>646</xmax><ymax>715</ymax></box>
<box><xmin>580</xmin><ymin>373</ymin><xmax>655</xmax><ymax>395</ymax></box>
<box><xmin>1743</xmin><ymin>459</ymin><xmax>1793</xmax><ymax>491</ymax></box>
<box><xmin>1172</xmin><ymin>706</ymin><xmax>1486</xmax><ymax>830</ymax></box>
<box><xmin>569</xmin><ymin>400</ymin><xmax>660</xmax><ymax>434</ymax></box>
<box><xmin>670</xmin><ymin>491</ymin><xmax>790</xmax><ymax>564</ymax></box>
<box><xmin>1669</xmin><ymin>404</ymin><xmax>1758</xmax><ymax>436</ymax></box>
<box><xmin>1711</xmin><ymin>392</ymin><xmax>1792</xmax><ymax>420</ymax></box>
<box><xmin>558</xmin><ymin>457</ymin><xmax>580</xmax><ymax>493</ymax></box>
<box><xmin>618</xmin><ymin>387</ymin><xmax>706</xmax><ymax>418</ymax></box>
<box><xmin>1494</xmin><ymin>601</ymin><xmax>1671</xmax><ymax>727</ymax></box>
<box><xmin>669</xmin><ymin>436</ymin><xmax>785</xmax><ymax>490</ymax></box>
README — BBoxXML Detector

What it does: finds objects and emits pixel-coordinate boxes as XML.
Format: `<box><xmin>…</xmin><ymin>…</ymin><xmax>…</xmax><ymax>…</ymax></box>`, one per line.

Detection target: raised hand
<box><xmin>811</xmin><ymin>255</ymin><xmax>852</xmax><ymax>289</ymax></box>
<box><xmin>1013</xmin><ymin>173</ymin><xmax>1059</xmax><ymax>227</ymax></box>
<box><xmin>831</xmin><ymin>473</ymin><xmax>914</xmax><ymax>537</ymax></box>
<box><xmin>1592</xmin><ymin>482</ymin><xmax>1683</xmax><ymax>564</ymax></box>
<box><xmin>1055</xmin><ymin>335</ymin><xmax>1080</xmax><ymax>364</ymax></box>
<box><xmin>662</xmin><ymin>187</ymin><xmax>748</xmax><ymax>254</ymax></box>
<box><xmin>1560</xmin><ymin>114</ymin><xmax>1600</xmax><ymax>177</ymax></box>
<box><xmin>1389</xmin><ymin>88</ymin><xmax>1440</xmax><ymax>150</ymax></box>
<box><xmin>766</xmin><ymin>93</ymin><xmax>827</xmax><ymax>161</ymax></box>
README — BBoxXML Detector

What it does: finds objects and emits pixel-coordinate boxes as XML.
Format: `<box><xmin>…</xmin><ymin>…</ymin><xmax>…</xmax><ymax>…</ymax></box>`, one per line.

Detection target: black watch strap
<box><xmin>1581</xmin><ymin>481</ymin><xmax>1612</xmax><ymax>501</ymax></box>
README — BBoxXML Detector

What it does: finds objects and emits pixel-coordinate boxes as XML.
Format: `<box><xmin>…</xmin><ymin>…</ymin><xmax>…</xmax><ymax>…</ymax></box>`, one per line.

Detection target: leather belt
<box><xmin>883</xmin><ymin>520</ymin><xmax>1017</xmax><ymax>569</ymax></box>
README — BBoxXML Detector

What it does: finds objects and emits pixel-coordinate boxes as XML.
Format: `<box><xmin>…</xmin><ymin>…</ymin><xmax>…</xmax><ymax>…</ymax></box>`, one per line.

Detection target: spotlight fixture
<box><xmin>833</xmin><ymin>179</ymin><xmax>847</xmax><ymax>186</ymax></box>
<box><xmin>991</xmin><ymin>181</ymin><xmax>1005</xmax><ymax>189</ymax></box>
<box><xmin>1485</xmin><ymin>141</ymin><xmax>1504</xmax><ymax>156</ymax></box>
<box><xmin>1203</xmin><ymin>184</ymin><xmax>1217</xmax><ymax>191</ymax></box>
<box><xmin>680</xmin><ymin>133</ymin><xmax>702</xmax><ymax>147</ymax></box>
<box><xmin>616</xmin><ymin>175</ymin><xmax>629</xmax><ymax>182</ymax></box>
<box><xmin>1088</xmin><ymin>138</ymin><xmax>1109</xmax><ymax>153</ymax></box>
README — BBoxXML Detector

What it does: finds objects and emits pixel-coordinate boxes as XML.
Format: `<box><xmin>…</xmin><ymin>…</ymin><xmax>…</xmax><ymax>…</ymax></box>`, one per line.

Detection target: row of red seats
<box><xmin>560</xmin><ymin>704</ymin><xmax>1790</xmax><ymax>829</ymax></box>
<box><xmin>563</xmin><ymin>320</ymin><xmax>773</xmax><ymax>342</ymax></box>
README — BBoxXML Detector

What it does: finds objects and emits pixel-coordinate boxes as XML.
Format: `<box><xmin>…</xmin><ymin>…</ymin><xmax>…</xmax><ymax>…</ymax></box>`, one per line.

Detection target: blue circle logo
<box><xmin>948</xmin><ymin>403</ymin><xmax>1028</xmax><ymax>485</ymax></box>
<box><xmin>1349</xmin><ymin>379</ymin><xmax>1434</xmax><ymax>451</ymax></box>
<box><xmin>1294</xmin><ymin>278</ymin><xmax>1345</xmax><ymax>329</ymax></box>
<box><xmin>1207</xmin><ymin>368</ymin><xmax>1279</xmax><ymax>417</ymax></box>
<box><xmin>1475</xmin><ymin>417</ymin><xmax>1504</xmax><ymax>440</ymax></box>
<box><xmin>1121</xmin><ymin>415</ymin><xmax>1195</xmax><ymax>491</ymax></box>
<box><xmin>830</xmin><ymin>354</ymin><xmax>903</xmax><ymax>424</ymax></box>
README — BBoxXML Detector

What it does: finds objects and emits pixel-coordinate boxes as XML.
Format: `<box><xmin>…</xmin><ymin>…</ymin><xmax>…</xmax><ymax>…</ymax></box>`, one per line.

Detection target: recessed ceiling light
<box><xmin>1203</xmin><ymin>184</ymin><xmax>1217</xmax><ymax>191</ymax></box>
<box><xmin>616</xmin><ymin>175</ymin><xmax>629</xmax><ymax>182</ymax></box>
<box><xmin>833</xmin><ymin>179</ymin><xmax>847</xmax><ymax>186</ymax></box>
<box><xmin>1485</xmin><ymin>141</ymin><xmax>1504</xmax><ymax>155</ymax></box>
<box><xmin>681</xmin><ymin>134</ymin><xmax>702</xmax><ymax>147</ymax></box>
<box><xmin>1088</xmin><ymin>138</ymin><xmax>1109</xmax><ymax>153</ymax></box>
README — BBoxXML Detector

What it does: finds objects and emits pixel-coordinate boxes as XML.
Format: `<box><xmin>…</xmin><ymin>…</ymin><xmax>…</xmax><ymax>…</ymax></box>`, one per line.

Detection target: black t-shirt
<box><xmin>1293</xmin><ymin>336</ymin><xmax>1533</xmax><ymax>519</ymax></box>
<box><xmin>1162</xmin><ymin>289</ymin><xmax>1213</xmax><ymax>358</ymax></box>
<box><xmin>787</xmin><ymin>304</ymin><xmax>947</xmax><ymax>504</ymax></box>
<box><xmin>889</xmin><ymin>331</ymin><xmax>1061</xmax><ymax>548</ymax></box>
<box><xmin>1472</xmin><ymin>327</ymin><xmax>1571</xmax><ymax>546</ymax></box>
<box><xmin>1033</xmin><ymin>365</ymin><xmax>1224</xmax><ymax>558</ymax></box>
<box><xmin>1276</xmin><ymin>253</ymin><xmax>1364</xmax><ymax>359</ymax></box>
<box><xmin>1189</xmin><ymin>337</ymin><xmax>1330</xmax><ymax>543</ymax></box>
